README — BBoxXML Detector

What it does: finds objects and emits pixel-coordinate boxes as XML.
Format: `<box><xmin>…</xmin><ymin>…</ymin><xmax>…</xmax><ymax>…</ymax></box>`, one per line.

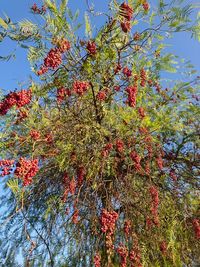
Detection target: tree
<box><xmin>0</xmin><ymin>0</ymin><xmax>199</xmax><ymax>266</ymax></box>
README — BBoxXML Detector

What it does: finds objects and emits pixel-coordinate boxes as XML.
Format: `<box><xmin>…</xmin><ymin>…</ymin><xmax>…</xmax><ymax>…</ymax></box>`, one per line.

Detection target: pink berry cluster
<box><xmin>160</xmin><ymin>241</ymin><xmax>167</xmax><ymax>255</ymax></box>
<box><xmin>156</xmin><ymin>154</ymin><xmax>163</xmax><ymax>170</ymax></box>
<box><xmin>129</xmin><ymin>247</ymin><xmax>142</xmax><ymax>267</ymax></box>
<box><xmin>44</xmin><ymin>48</ymin><xmax>62</xmax><ymax>69</ymax></box>
<box><xmin>123</xmin><ymin>67</ymin><xmax>132</xmax><ymax>78</ymax></box>
<box><xmin>192</xmin><ymin>219</ymin><xmax>200</xmax><ymax>239</ymax></box>
<box><xmin>56</xmin><ymin>38</ymin><xmax>71</xmax><ymax>53</ymax></box>
<box><xmin>119</xmin><ymin>2</ymin><xmax>134</xmax><ymax>33</ymax></box>
<box><xmin>77</xmin><ymin>166</ymin><xmax>85</xmax><ymax>186</ymax></box>
<box><xmin>38</xmin><ymin>39</ymin><xmax>70</xmax><ymax>75</ymax></box>
<box><xmin>73</xmin><ymin>81</ymin><xmax>90</xmax><ymax>96</ymax></box>
<box><xmin>116</xmin><ymin>244</ymin><xmax>128</xmax><ymax>267</ymax></box>
<box><xmin>140</xmin><ymin>68</ymin><xmax>147</xmax><ymax>87</ymax></box>
<box><xmin>14</xmin><ymin>158</ymin><xmax>39</xmax><ymax>186</ymax></box>
<box><xmin>0</xmin><ymin>89</ymin><xmax>32</xmax><ymax>116</ymax></box>
<box><xmin>86</xmin><ymin>41</ymin><xmax>97</xmax><ymax>55</ymax></box>
<box><xmin>142</xmin><ymin>1</ymin><xmax>150</xmax><ymax>12</ymax></box>
<box><xmin>126</xmin><ymin>85</ymin><xmax>138</xmax><ymax>107</ymax></box>
<box><xmin>31</xmin><ymin>3</ymin><xmax>47</xmax><ymax>14</ymax></box>
<box><xmin>149</xmin><ymin>186</ymin><xmax>159</xmax><ymax>226</ymax></box>
<box><xmin>0</xmin><ymin>159</ymin><xmax>15</xmax><ymax>177</ymax></box>
<box><xmin>130</xmin><ymin>151</ymin><xmax>141</xmax><ymax>172</ymax></box>
<box><xmin>124</xmin><ymin>220</ymin><xmax>131</xmax><ymax>236</ymax></box>
<box><xmin>102</xmin><ymin>143</ymin><xmax>113</xmax><ymax>157</ymax></box>
<box><xmin>138</xmin><ymin>107</ymin><xmax>145</xmax><ymax>119</ymax></box>
<box><xmin>97</xmin><ymin>90</ymin><xmax>107</xmax><ymax>101</ymax></box>
<box><xmin>100</xmin><ymin>209</ymin><xmax>118</xmax><ymax>249</ymax></box>
<box><xmin>93</xmin><ymin>253</ymin><xmax>101</xmax><ymax>267</ymax></box>
<box><xmin>115</xmin><ymin>139</ymin><xmax>124</xmax><ymax>154</ymax></box>
<box><xmin>30</xmin><ymin>130</ymin><xmax>41</xmax><ymax>141</ymax></box>
<box><xmin>56</xmin><ymin>87</ymin><xmax>71</xmax><ymax>103</ymax></box>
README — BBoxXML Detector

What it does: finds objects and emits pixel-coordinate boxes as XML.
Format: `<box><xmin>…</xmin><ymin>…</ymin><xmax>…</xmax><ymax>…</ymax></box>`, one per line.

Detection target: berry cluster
<box><xmin>86</xmin><ymin>41</ymin><xmax>97</xmax><ymax>55</ymax></box>
<box><xmin>126</xmin><ymin>85</ymin><xmax>137</xmax><ymax>107</ymax></box>
<box><xmin>142</xmin><ymin>1</ymin><xmax>150</xmax><ymax>12</ymax></box>
<box><xmin>73</xmin><ymin>81</ymin><xmax>90</xmax><ymax>96</ymax></box>
<box><xmin>0</xmin><ymin>89</ymin><xmax>32</xmax><ymax>116</ymax></box>
<box><xmin>129</xmin><ymin>247</ymin><xmax>142</xmax><ymax>267</ymax></box>
<box><xmin>0</xmin><ymin>159</ymin><xmax>15</xmax><ymax>177</ymax></box>
<box><xmin>160</xmin><ymin>241</ymin><xmax>167</xmax><ymax>255</ymax></box>
<box><xmin>192</xmin><ymin>219</ymin><xmax>200</xmax><ymax>239</ymax></box>
<box><xmin>44</xmin><ymin>48</ymin><xmax>62</xmax><ymax>69</ymax></box>
<box><xmin>156</xmin><ymin>154</ymin><xmax>163</xmax><ymax>170</ymax></box>
<box><xmin>14</xmin><ymin>158</ymin><xmax>39</xmax><ymax>186</ymax></box>
<box><xmin>94</xmin><ymin>253</ymin><xmax>101</xmax><ymax>267</ymax></box>
<box><xmin>115</xmin><ymin>139</ymin><xmax>124</xmax><ymax>153</ymax></box>
<box><xmin>57</xmin><ymin>87</ymin><xmax>71</xmax><ymax>103</ymax></box>
<box><xmin>124</xmin><ymin>220</ymin><xmax>131</xmax><ymax>236</ymax></box>
<box><xmin>77</xmin><ymin>166</ymin><xmax>85</xmax><ymax>186</ymax></box>
<box><xmin>100</xmin><ymin>209</ymin><xmax>118</xmax><ymax>249</ymax></box>
<box><xmin>55</xmin><ymin>38</ymin><xmax>71</xmax><ymax>53</ymax></box>
<box><xmin>30</xmin><ymin>130</ymin><xmax>40</xmax><ymax>141</ymax></box>
<box><xmin>123</xmin><ymin>67</ymin><xmax>132</xmax><ymax>78</ymax></box>
<box><xmin>116</xmin><ymin>244</ymin><xmax>128</xmax><ymax>267</ymax></box>
<box><xmin>97</xmin><ymin>90</ymin><xmax>107</xmax><ymax>101</ymax></box>
<box><xmin>69</xmin><ymin>176</ymin><xmax>76</xmax><ymax>195</ymax></box>
<box><xmin>120</xmin><ymin>3</ymin><xmax>134</xmax><ymax>33</ymax></box>
<box><xmin>130</xmin><ymin>151</ymin><xmax>141</xmax><ymax>172</ymax></box>
<box><xmin>31</xmin><ymin>3</ymin><xmax>47</xmax><ymax>14</ymax></box>
<box><xmin>149</xmin><ymin>186</ymin><xmax>159</xmax><ymax>226</ymax></box>
<box><xmin>102</xmin><ymin>143</ymin><xmax>113</xmax><ymax>157</ymax></box>
<box><xmin>140</xmin><ymin>68</ymin><xmax>147</xmax><ymax>87</ymax></box>
<box><xmin>138</xmin><ymin>107</ymin><xmax>145</xmax><ymax>118</ymax></box>
<box><xmin>100</xmin><ymin>209</ymin><xmax>118</xmax><ymax>234</ymax></box>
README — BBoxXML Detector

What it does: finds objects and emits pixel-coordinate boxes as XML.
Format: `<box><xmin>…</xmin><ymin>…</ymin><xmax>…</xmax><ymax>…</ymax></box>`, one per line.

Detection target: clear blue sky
<box><xmin>0</xmin><ymin>0</ymin><xmax>200</xmax><ymax>92</ymax></box>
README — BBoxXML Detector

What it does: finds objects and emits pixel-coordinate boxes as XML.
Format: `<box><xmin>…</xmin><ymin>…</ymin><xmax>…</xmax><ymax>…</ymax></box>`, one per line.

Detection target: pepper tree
<box><xmin>0</xmin><ymin>0</ymin><xmax>200</xmax><ymax>266</ymax></box>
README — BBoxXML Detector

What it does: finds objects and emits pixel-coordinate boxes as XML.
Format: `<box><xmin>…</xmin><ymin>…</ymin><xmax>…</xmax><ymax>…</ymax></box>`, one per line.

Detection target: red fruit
<box><xmin>94</xmin><ymin>253</ymin><xmax>101</xmax><ymax>267</ymax></box>
<box><xmin>97</xmin><ymin>90</ymin><xmax>107</xmax><ymax>101</ymax></box>
<box><xmin>121</xmin><ymin>20</ymin><xmax>131</xmax><ymax>33</ymax></box>
<box><xmin>44</xmin><ymin>48</ymin><xmax>62</xmax><ymax>69</ymax></box>
<box><xmin>86</xmin><ymin>41</ymin><xmax>97</xmax><ymax>55</ymax></box>
<box><xmin>143</xmin><ymin>1</ymin><xmax>150</xmax><ymax>11</ymax></box>
<box><xmin>57</xmin><ymin>39</ymin><xmax>71</xmax><ymax>53</ymax></box>
<box><xmin>30</xmin><ymin>130</ymin><xmax>40</xmax><ymax>141</ymax></box>
<box><xmin>73</xmin><ymin>81</ymin><xmax>89</xmax><ymax>96</ymax></box>
<box><xmin>120</xmin><ymin>2</ymin><xmax>134</xmax><ymax>21</ymax></box>
<box><xmin>123</xmin><ymin>67</ymin><xmax>132</xmax><ymax>77</ymax></box>
<box><xmin>14</xmin><ymin>158</ymin><xmax>39</xmax><ymax>186</ymax></box>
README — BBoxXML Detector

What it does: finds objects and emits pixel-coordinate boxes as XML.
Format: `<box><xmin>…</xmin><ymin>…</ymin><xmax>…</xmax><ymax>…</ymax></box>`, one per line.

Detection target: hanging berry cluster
<box><xmin>73</xmin><ymin>81</ymin><xmax>90</xmax><ymax>96</ymax></box>
<box><xmin>38</xmin><ymin>38</ymin><xmax>70</xmax><ymax>75</ymax></box>
<box><xmin>86</xmin><ymin>41</ymin><xmax>97</xmax><ymax>55</ymax></box>
<box><xmin>192</xmin><ymin>219</ymin><xmax>200</xmax><ymax>239</ymax></box>
<box><xmin>125</xmin><ymin>85</ymin><xmax>138</xmax><ymax>107</ymax></box>
<box><xmin>0</xmin><ymin>89</ymin><xmax>32</xmax><ymax>115</ymax></box>
<box><xmin>14</xmin><ymin>158</ymin><xmax>39</xmax><ymax>186</ymax></box>
<box><xmin>100</xmin><ymin>209</ymin><xmax>118</xmax><ymax>249</ymax></box>
<box><xmin>149</xmin><ymin>186</ymin><xmax>160</xmax><ymax>226</ymax></box>
<box><xmin>119</xmin><ymin>2</ymin><xmax>134</xmax><ymax>33</ymax></box>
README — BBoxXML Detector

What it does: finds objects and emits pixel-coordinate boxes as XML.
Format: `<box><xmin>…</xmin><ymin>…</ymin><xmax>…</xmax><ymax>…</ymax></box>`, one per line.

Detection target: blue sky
<box><xmin>0</xmin><ymin>0</ymin><xmax>199</xmax><ymax>93</ymax></box>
